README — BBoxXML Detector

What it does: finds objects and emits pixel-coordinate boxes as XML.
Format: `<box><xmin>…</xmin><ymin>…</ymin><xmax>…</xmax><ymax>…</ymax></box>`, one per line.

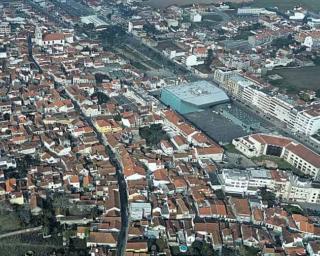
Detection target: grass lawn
<box><xmin>0</xmin><ymin>233</ymin><xmax>63</xmax><ymax>256</ymax></box>
<box><xmin>149</xmin><ymin>0</ymin><xmax>320</xmax><ymax>12</ymax></box>
<box><xmin>250</xmin><ymin>0</ymin><xmax>320</xmax><ymax>12</ymax></box>
<box><xmin>267</xmin><ymin>66</ymin><xmax>320</xmax><ymax>92</ymax></box>
<box><xmin>202</xmin><ymin>14</ymin><xmax>223</xmax><ymax>22</ymax></box>
<box><xmin>239</xmin><ymin>245</ymin><xmax>261</xmax><ymax>256</ymax></box>
<box><xmin>224</xmin><ymin>144</ymin><xmax>241</xmax><ymax>154</ymax></box>
<box><xmin>252</xmin><ymin>155</ymin><xmax>293</xmax><ymax>170</ymax></box>
<box><xmin>0</xmin><ymin>210</ymin><xmax>23</xmax><ymax>234</ymax></box>
<box><xmin>252</xmin><ymin>155</ymin><xmax>310</xmax><ymax>178</ymax></box>
<box><xmin>283</xmin><ymin>204</ymin><xmax>304</xmax><ymax>215</ymax></box>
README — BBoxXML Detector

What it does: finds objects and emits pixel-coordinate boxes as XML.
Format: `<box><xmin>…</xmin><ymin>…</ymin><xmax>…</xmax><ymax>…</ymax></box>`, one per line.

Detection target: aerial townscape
<box><xmin>1</xmin><ymin>0</ymin><xmax>320</xmax><ymax>255</ymax></box>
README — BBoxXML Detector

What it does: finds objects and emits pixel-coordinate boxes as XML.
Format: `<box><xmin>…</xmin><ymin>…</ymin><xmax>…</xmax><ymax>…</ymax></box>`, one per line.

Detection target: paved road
<box><xmin>50</xmin><ymin>0</ymin><xmax>93</xmax><ymax>17</ymax></box>
<box><xmin>233</xmin><ymin>99</ymin><xmax>320</xmax><ymax>154</ymax></box>
<box><xmin>25</xmin><ymin>0</ymin><xmax>71</xmax><ymax>28</ymax></box>
<box><xmin>0</xmin><ymin>226</ymin><xmax>42</xmax><ymax>239</ymax></box>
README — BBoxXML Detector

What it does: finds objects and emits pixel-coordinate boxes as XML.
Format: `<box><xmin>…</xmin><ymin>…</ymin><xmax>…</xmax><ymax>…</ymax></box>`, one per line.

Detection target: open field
<box><xmin>0</xmin><ymin>233</ymin><xmax>63</xmax><ymax>256</ymax></box>
<box><xmin>249</xmin><ymin>0</ymin><xmax>320</xmax><ymax>12</ymax></box>
<box><xmin>148</xmin><ymin>0</ymin><xmax>320</xmax><ymax>12</ymax></box>
<box><xmin>202</xmin><ymin>14</ymin><xmax>223</xmax><ymax>22</ymax></box>
<box><xmin>0</xmin><ymin>210</ymin><xmax>23</xmax><ymax>234</ymax></box>
<box><xmin>148</xmin><ymin>0</ymin><xmax>252</xmax><ymax>9</ymax></box>
<box><xmin>267</xmin><ymin>66</ymin><xmax>320</xmax><ymax>92</ymax></box>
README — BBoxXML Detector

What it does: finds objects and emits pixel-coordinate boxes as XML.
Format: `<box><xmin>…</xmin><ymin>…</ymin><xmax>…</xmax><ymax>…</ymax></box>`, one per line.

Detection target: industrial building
<box><xmin>160</xmin><ymin>81</ymin><xmax>229</xmax><ymax>114</ymax></box>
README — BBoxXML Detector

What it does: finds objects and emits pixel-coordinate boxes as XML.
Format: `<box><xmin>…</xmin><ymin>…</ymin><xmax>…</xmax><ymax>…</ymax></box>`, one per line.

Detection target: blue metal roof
<box><xmin>163</xmin><ymin>80</ymin><xmax>229</xmax><ymax>107</ymax></box>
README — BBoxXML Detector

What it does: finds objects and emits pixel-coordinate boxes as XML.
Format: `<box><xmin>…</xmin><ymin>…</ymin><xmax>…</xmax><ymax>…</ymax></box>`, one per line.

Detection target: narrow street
<box><xmin>56</xmin><ymin>84</ymin><xmax>129</xmax><ymax>256</ymax></box>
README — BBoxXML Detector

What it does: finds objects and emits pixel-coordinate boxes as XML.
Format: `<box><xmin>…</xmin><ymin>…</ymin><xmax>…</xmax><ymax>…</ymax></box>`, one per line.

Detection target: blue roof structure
<box><xmin>161</xmin><ymin>80</ymin><xmax>229</xmax><ymax>114</ymax></box>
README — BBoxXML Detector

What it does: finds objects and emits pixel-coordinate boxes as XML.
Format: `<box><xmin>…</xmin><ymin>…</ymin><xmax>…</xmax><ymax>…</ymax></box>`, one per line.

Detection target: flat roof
<box><xmin>250</xmin><ymin>169</ymin><xmax>271</xmax><ymax>179</ymax></box>
<box><xmin>163</xmin><ymin>80</ymin><xmax>229</xmax><ymax>107</ymax></box>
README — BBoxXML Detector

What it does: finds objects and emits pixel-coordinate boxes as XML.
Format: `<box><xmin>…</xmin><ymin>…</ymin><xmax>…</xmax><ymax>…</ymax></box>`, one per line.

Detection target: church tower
<box><xmin>34</xmin><ymin>26</ymin><xmax>43</xmax><ymax>46</ymax></box>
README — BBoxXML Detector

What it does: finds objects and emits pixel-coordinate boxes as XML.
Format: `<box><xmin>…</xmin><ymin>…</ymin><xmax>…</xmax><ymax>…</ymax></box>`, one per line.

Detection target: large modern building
<box><xmin>160</xmin><ymin>81</ymin><xmax>229</xmax><ymax>114</ymax></box>
<box><xmin>214</xmin><ymin>69</ymin><xmax>320</xmax><ymax>136</ymax></box>
<box><xmin>232</xmin><ymin>133</ymin><xmax>320</xmax><ymax>179</ymax></box>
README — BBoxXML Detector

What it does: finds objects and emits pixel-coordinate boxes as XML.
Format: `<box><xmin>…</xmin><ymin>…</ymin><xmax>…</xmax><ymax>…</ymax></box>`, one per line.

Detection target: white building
<box><xmin>160</xmin><ymin>140</ymin><xmax>174</xmax><ymax>155</ymax></box>
<box><xmin>219</xmin><ymin>168</ymin><xmax>273</xmax><ymax>195</ymax></box>
<box><xmin>81</xmin><ymin>15</ymin><xmax>108</xmax><ymax>30</ymax></box>
<box><xmin>237</xmin><ymin>8</ymin><xmax>276</xmax><ymax>16</ymax></box>
<box><xmin>128</xmin><ymin>20</ymin><xmax>144</xmax><ymax>33</ymax></box>
<box><xmin>190</xmin><ymin>12</ymin><xmax>202</xmax><ymax>23</ymax></box>
<box><xmin>213</xmin><ymin>69</ymin><xmax>233</xmax><ymax>85</ymax></box>
<box><xmin>289</xmin><ymin>12</ymin><xmax>305</xmax><ymax>21</ymax></box>
<box><xmin>285</xmin><ymin>176</ymin><xmax>320</xmax><ymax>204</ymax></box>
<box><xmin>34</xmin><ymin>26</ymin><xmax>66</xmax><ymax>46</ymax></box>
<box><xmin>293</xmin><ymin>104</ymin><xmax>320</xmax><ymax>136</ymax></box>
<box><xmin>214</xmin><ymin>69</ymin><xmax>320</xmax><ymax>136</ymax></box>
<box><xmin>283</xmin><ymin>143</ymin><xmax>320</xmax><ymax>178</ymax></box>
<box><xmin>185</xmin><ymin>55</ymin><xmax>203</xmax><ymax>67</ymax></box>
<box><xmin>219</xmin><ymin>168</ymin><xmax>320</xmax><ymax>204</ymax></box>
<box><xmin>269</xmin><ymin>96</ymin><xmax>296</xmax><ymax>128</ymax></box>
<box><xmin>0</xmin><ymin>22</ymin><xmax>11</xmax><ymax>34</ymax></box>
<box><xmin>0</xmin><ymin>157</ymin><xmax>17</xmax><ymax>169</ymax></box>
<box><xmin>308</xmin><ymin>18</ymin><xmax>320</xmax><ymax>29</ymax></box>
<box><xmin>233</xmin><ymin>133</ymin><xmax>320</xmax><ymax>178</ymax></box>
<box><xmin>129</xmin><ymin>202</ymin><xmax>152</xmax><ymax>221</ymax></box>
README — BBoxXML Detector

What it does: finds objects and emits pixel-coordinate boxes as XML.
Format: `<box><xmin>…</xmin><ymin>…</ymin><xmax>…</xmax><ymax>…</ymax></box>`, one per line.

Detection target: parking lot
<box><xmin>185</xmin><ymin>108</ymin><xmax>248</xmax><ymax>144</ymax></box>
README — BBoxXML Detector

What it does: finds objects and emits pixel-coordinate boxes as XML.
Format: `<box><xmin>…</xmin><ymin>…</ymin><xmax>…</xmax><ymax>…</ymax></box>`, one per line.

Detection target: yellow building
<box><xmin>95</xmin><ymin>119</ymin><xmax>112</xmax><ymax>133</ymax></box>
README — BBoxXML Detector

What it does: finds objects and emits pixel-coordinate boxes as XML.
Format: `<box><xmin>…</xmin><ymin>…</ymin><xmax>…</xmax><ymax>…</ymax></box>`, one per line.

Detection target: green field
<box><xmin>252</xmin><ymin>155</ymin><xmax>294</xmax><ymax>170</ymax></box>
<box><xmin>249</xmin><ymin>0</ymin><xmax>320</xmax><ymax>12</ymax></box>
<box><xmin>0</xmin><ymin>233</ymin><xmax>63</xmax><ymax>256</ymax></box>
<box><xmin>0</xmin><ymin>210</ymin><xmax>23</xmax><ymax>234</ymax></box>
<box><xmin>267</xmin><ymin>66</ymin><xmax>320</xmax><ymax>92</ymax></box>
<box><xmin>202</xmin><ymin>14</ymin><xmax>223</xmax><ymax>22</ymax></box>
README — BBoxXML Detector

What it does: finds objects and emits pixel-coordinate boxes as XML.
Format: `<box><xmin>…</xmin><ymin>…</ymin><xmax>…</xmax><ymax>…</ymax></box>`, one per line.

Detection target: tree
<box><xmin>200</xmin><ymin>243</ymin><xmax>215</xmax><ymax>256</ymax></box>
<box><xmin>114</xmin><ymin>113</ymin><xmax>122</xmax><ymax>121</ymax></box>
<box><xmin>3</xmin><ymin>113</ymin><xmax>10</xmax><ymax>120</ymax></box>
<box><xmin>155</xmin><ymin>237</ymin><xmax>166</xmax><ymax>252</ymax></box>
<box><xmin>190</xmin><ymin>241</ymin><xmax>216</xmax><ymax>256</ymax></box>
<box><xmin>205</xmin><ymin>49</ymin><xmax>214</xmax><ymax>67</ymax></box>
<box><xmin>100</xmin><ymin>25</ymin><xmax>126</xmax><ymax>47</ymax></box>
<box><xmin>52</xmin><ymin>194</ymin><xmax>70</xmax><ymax>215</ymax></box>
<box><xmin>260</xmin><ymin>186</ymin><xmax>276</xmax><ymax>207</ymax></box>
<box><xmin>90</xmin><ymin>206</ymin><xmax>99</xmax><ymax>220</ymax></box>
<box><xmin>91</xmin><ymin>91</ymin><xmax>110</xmax><ymax>104</ymax></box>
<box><xmin>271</xmin><ymin>35</ymin><xmax>295</xmax><ymax>48</ymax></box>
<box><xmin>239</xmin><ymin>245</ymin><xmax>260</xmax><ymax>256</ymax></box>
<box><xmin>144</xmin><ymin>23</ymin><xmax>157</xmax><ymax>35</ymax></box>
<box><xmin>84</xmin><ymin>23</ymin><xmax>94</xmax><ymax>31</ymax></box>
<box><xmin>94</xmin><ymin>73</ymin><xmax>109</xmax><ymax>83</ymax></box>
<box><xmin>16</xmin><ymin>205</ymin><xmax>31</xmax><ymax>226</ymax></box>
<box><xmin>139</xmin><ymin>124</ymin><xmax>167</xmax><ymax>146</ymax></box>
